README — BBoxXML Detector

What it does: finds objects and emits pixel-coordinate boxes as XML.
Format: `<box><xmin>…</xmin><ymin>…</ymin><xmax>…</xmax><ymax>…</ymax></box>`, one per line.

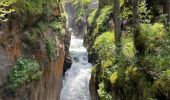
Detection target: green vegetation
<box><xmin>13</xmin><ymin>0</ymin><xmax>59</xmax><ymax>16</ymax></box>
<box><xmin>0</xmin><ymin>0</ymin><xmax>61</xmax><ymax>23</ymax></box>
<box><xmin>98</xmin><ymin>82</ymin><xmax>112</xmax><ymax>100</ymax></box>
<box><xmin>86</xmin><ymin>6</ymin><xmax>113</xmax><ymax>48</ymax></box>
<box><xmin>0</xmin><ymin>0</ymin><xmax>16</xmax><ymax>22</ymax></box>
<box><xmin>7</xmin><ymin>58</ymin><xmax>42</xmax><ymax>92</ymax></box>
<box><xmin>1</xmin><ymin>0</ymin><xmax>65</xmax><ymax>94</ymax></box>
<box><xmin>82</xmin><ymin>0</ymin><xmax>91</xmax><ymax>6</ymax></box>
<box><xmin>87</xmin><ymin>0</ymin><xmax>170</xmax><ymax>99</ymax></box>
<box><xmin>88</xmin><ymin>6</ymin><xmax>113</xmax><ymax>34</ymax></box>
<box><xmin>49</xmin><ymin>20</ymin><xmax>65</xmax><ymax>37</ymax></box>
<box><xmin>22</xmin><ymin>17</ymin><xmax>65</xmax><ymax>58</ymax></box>
<box><xmin>93</xmin><ymin>32</ymin><xmax>115</xmax><ymax>69</ymax></box>
<box><xmin>45</xmin><ymin>38</ymin><xmax>56</xmax><ymax>59</ymax></box>
<box><xmin>138</xmin><ymin>23</ymin><xmax>166</xmax><ymax>52</ymax></box>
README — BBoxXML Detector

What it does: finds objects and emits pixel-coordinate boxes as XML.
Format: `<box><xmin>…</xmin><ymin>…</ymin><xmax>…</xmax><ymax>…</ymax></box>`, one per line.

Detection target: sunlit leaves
<box><xmin>0</xmin><ymin>0</ymin><xmax>16</xmax><ymax>22</ymax></box>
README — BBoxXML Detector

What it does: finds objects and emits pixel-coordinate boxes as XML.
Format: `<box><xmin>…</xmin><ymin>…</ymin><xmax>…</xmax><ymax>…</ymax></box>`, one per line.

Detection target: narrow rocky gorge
<box><xmin>1</xmin><ymin>0</ymin><xmax>170</xmax><ymax>100</ymax></box>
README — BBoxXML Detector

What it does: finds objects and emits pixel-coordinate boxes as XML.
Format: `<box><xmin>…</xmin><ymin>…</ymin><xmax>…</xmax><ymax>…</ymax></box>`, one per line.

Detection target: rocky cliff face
<box><xmin>0</xmin><ymin>7</ymin><xmax>70</xmax><ymax>100</ymax></box>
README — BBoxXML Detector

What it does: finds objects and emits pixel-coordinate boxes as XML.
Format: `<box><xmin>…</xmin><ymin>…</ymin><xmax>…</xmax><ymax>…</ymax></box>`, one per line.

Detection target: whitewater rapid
<box><xmin>60</xmin><ymin>35</ymin><xmax>92</xmax><ymax>100</ymax></box>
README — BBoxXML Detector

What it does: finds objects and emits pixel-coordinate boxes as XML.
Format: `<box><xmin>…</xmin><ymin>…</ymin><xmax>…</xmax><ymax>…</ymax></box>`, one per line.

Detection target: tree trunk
<box><xmin>113</xmin><ymin>0</ymin><xmax>121</xmax><ymax>43</ymax></box>
<box><xmin>153</xmin><ymin>0</ymin><xmax>159</xmax><ymax>16</ymax></box>
<box><xmin>132</xmin><ymin>0</ymin><xmax>141</xmax><ymax>55</ymax></box>
<box><xmin>163</xmin><ymin>0</ymin><xmax>170</xmax><ymax>22</ymax></box>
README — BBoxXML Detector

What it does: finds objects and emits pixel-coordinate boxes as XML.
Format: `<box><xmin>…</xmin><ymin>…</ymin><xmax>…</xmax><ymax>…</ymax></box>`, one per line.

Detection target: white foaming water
<box><xmin>60</xmin><ymin>35</ymin><xmax>92</xmax><ymax>100</ymax></box>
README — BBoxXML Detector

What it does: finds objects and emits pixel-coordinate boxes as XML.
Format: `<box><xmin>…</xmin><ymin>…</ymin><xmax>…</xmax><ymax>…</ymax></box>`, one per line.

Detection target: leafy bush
<box><xmin>138</xmin><ymin>0</ymin><xmax>152</xmax><ymax>23</ymax></box>
<box><xmin>153</xmin><ymin>70</ymin><xmax>170</xmax><ymax>99</ymax></box>
<box><xmin>8</xmin><ymin>58</ymin><xmax>42</xmax><ymax>91</ymax></box>
<box><xmin>138</xmin><ymin>23</ymin><xmax>166</xmax><ymax>52</ymax></box>
<box><xmin>0</xmin><ymin>0</ymin><xmax>16</xmax><ymax>22</ymax></box>
<box><xmin>95</xmin><ymin>6</ymin><xmax>113</xmax><ymax>34</ymax></box>
<box><xmin>93</xmin><ymin>32</ymin><xmax>115</xmax><ymax>68</ymax></box>
<box><xmin>139</xmin><ymin>23</ymin><xmax>170</xmax><ymax>71</ymax></box>
<box><xmin>97</xmin><ymin>82</ymin><xmax>112</xmax><ymax>100</ymax></box>
<box><xmin>120</xmin><ymin>35</ymin><xmax>136</xmax><ymax>65</ymax></box>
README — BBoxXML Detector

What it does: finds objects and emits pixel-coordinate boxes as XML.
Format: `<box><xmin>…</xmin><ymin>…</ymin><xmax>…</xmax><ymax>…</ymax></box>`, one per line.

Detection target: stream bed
<box><xmin>60</xmin><ymin>35</ymin><xmax>92</xmax><ymax>100</ymax></box>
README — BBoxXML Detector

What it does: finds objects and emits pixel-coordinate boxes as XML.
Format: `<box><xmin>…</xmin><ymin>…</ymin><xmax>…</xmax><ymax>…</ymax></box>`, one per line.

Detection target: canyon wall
<box><xmin>0</xmin><ymin>3</ymin><xmax>70</xmax><ymax>100</ymax></box>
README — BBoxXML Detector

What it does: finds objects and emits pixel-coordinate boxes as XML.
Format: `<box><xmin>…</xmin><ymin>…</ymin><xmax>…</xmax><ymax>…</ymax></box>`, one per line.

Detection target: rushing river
<box><xmin>59</xmin><ymin>35</ymin><xmax>92</xmax><ymax>100</ymax></box>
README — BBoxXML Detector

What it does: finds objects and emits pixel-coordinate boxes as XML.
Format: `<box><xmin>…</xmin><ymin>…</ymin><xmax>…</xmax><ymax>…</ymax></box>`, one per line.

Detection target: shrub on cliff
<box><xmin>0</xmin><ymin>0</ymin><xmax>60</xmax><ymax>24</ymax></box>
<box><xmin>7</xmin><ymin>58</ymin><xmax>42</xmax><ymax>92</ymax></box>
<box><xmin>14</xmin><ymin>0</ymin><xmax>59</xmax><ymax>16</ymax></box>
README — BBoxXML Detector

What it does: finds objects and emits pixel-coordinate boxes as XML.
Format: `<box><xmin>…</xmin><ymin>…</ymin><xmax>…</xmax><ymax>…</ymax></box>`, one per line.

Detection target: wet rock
<box><xmin>63</xmin><ymin>28</ymin><xmax>72</xmax><ymax>73</ymax></box>
<box><xmin>74</xmin><ymin>57</ymin><xmax>79</xmax><ymax>62</ymax></box>
<box><xmin>64</xmin><ymin>55</ymin><xmax>72</xmax><ymax>73</ymax></box>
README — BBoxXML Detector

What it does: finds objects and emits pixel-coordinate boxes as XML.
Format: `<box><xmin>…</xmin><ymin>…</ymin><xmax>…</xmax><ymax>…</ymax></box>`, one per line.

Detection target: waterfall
<box><xmin>59</xmin><ymin>34</ymin><xmax>92</xmax><ymax>100</ymax></box>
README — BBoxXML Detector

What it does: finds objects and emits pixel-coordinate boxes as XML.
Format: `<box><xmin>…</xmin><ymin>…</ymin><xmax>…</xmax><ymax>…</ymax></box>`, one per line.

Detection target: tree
<box><xmin>163</xmin><ymin>0</ymin><xmax>170</xmax><ymax>22</ymax></box>
<box><xmin>132</xmin><ymin>0</ymin><xmax>141</xmax><ymax>55</ymax></box>
<box><xmin>113</xmin><ymin>0</ymin><xmax>121</xmax><ymax>43</ymax></box>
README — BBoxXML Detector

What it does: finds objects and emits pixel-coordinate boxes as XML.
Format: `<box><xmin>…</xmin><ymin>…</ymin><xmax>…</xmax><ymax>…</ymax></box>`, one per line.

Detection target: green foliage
<box><xmin>49</xmin><ymin>20</ymin><xmax>65</xmax><ymax>37</ymax></box>
<box><xmin>86</xmin><ymin>6</ymin><xmax>113</xmax><ymax>49</ymax></box>
<box><xmin>0</xmin><ymin>0</ymin><xmax>60</xmax><ymax>23</ymax></box>
<box><xmin>120</xmin><ymin>0</ymin><xmax>125</xmax><ymax>7</ymax></box>
<box><xmin>82</xmin><ymin>0</ymin><xmax>91</xmax><ymax>6</ymax></box>
<box><xmin>138</xmin><ymin>23</ymin><xmax>166</xmax><ymax>52</ymax></box>
<box><xmin>0</xmin><ymin>0</ymin><xmax>16</xmax><ymax>22</ymax></box>
<box><xmin>120</xmin><ymin>35</ymin><xmax>136</xmax><ymax>65</ymax></box>
<box><xmin>88</xmin><ymin>9</ymin><xmax>98</xmax><ymax>26</ymax></box>
<box><xmin>121</xmin><ymin>7</ymin><xmax>132</xmax><ymax>19</ymax></box>
<box><xmin>121</xmin><ymin>0</ymin><xmax>152</xmax><ymax>22</ymax></box>
<box><xmin>138</xmin><ymin>0</ymin><xmax>152</xmax><ymax>23</ymax></box>
<box><xmin>95</xmin><ymin>6</ymin><xmax>113</xmax><ymax>34</ymax></box>
<box><xmin>23</xmin><ymin>18</ymin><xmax>65</xmax><ymax>45</ymax></box>
<box><xmin>153</xmin><ymin>70</ymin><xmax>170</xmax><ymax>98</ymax></box>
<box><xmin>14</xmin><ymin>0</ymin><xmax>59</xmax><ymax>16</ymax></box>
<box><xmin>45</xmin><ymin>38</ymin><xmax>56</xmax><ymax>59</ymax></box>
<box><xmin>97</xmin><ymin>82</ymin><xmax>112</xmax><ymax>100</ymax></box>
<box><xmin>7</xmin><ymin>58</ymin><xmax>42</xmax><ymax>92</ymax></box>
<box><xmin>15</xmin><ymin>0</ymin><xmax>43</xmax><ymax>15</ymax></box>
<box><xmin>88</xmin><ymin>1</ymin><xmax>170</xmax><ymax>99</ymax></box>
<box><xmin>23</xmin><ymin>21</ymin><xmax>48</xmax><ymax>45</ymax></box>
<box><xmin>110</xmin><ymin>71</ymin><xmax>118</xmax><ymax>85</ymax></box>
<box><xmin>88</xmin><ymin>6</ymin><xmax>113</xmax><ymax>34</ymax></box>
<box><xmin>93</xmin><ymin>32</ymin><xmax>115</xmax><ymax>68</ymax></box>
<box><xmin>138</xmin><ymin>23</ymin><xmax>170</xmax><ymax>98</ymax></box>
